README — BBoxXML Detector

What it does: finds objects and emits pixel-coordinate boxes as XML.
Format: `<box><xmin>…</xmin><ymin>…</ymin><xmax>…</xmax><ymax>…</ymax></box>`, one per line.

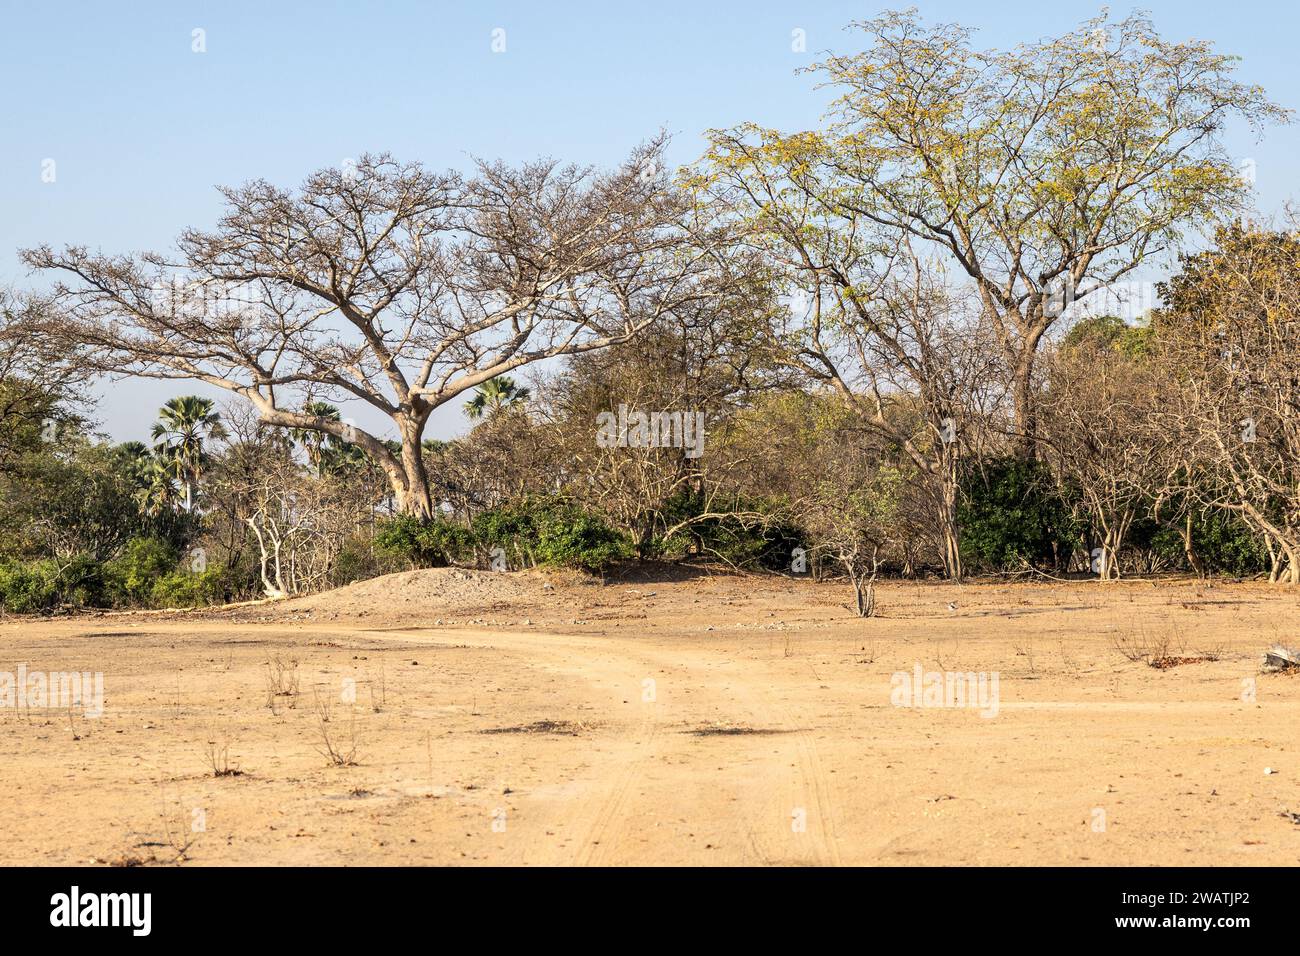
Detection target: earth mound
<box><xmin>219</xmin><ymin>566</ymin><xmax>600</xmax><ymax>625</ymax></box>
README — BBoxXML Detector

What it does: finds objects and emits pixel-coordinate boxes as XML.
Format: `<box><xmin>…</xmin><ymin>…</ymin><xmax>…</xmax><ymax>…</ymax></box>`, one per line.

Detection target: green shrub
<box><xmin>655</xmin><ymin>491</ymin><xmax>802</xmax><ymax>569</ymax></box>
<box><xmin>959</xmin><ymin>457</ymin><xmax>1081</xmax><ymax>573</ymax></box>
<box><xmin>1190</xmin><ymin>512</ymin><xmax>1268</xmax><ymax>574</ymax></box>
<box><xmin>0</xmin><ymin>559</ymin><xmax>62</xmax><ymax>613</ymax></box>
<box><xmin>148</xmin><ymin>568</ymin><xmax>228</xmax><ymax>608</ymax></box>
<box><xmin>529</xmin><ymin>510</ymin><xmax>630</xmax><ymax>573</ymax></box>
<box><xmin>378</xmin><ymin>499</ymin><xmax>628</xmax><ymax>574</ymax></box>
<box><xmin>0</xmin><ymin>556</ymin><xmax>106</xmax><ymax>612</ymax></box>
<box><xmin>416</xmin><ymin>519</ymin><xmax>475</xmax><ymax>566</ymax></box>
<box><xmin>105</xmin><ymin>537</ymin><xmax>179</xmax><ymax>605</ymax></box>
<box><xmin>54</xmin><ymin>556</ymin><xmax>107</xmax><ymax>607</ymax></box>
<box><xmin>375</xmin><ymin>514</ymin><xmax>472</xmax><ymax>568</ymax></box>
<box><xmin>1146</xmin><ymin>510</ymin><xmax>1268</xmax><ymax>576</ymax></box>
<box><xmin>330</xmin><ymin>536</ymin><xmax>381</xmax><ymax>586</ymax></box>
<box><xmin>472</xmin><ymin>497</ymin><xmax>630</xmax><ymax>574</ymax></box>
<box><xmin>471</xmin><ymin>505</ymin><xmax>535</xmax><ymax>566</ymax></box>
<box><xmin>0</xmin><ymin>541</ymin><xmax>235</xmax><ymax>613</ymax></box>
<box><xmin>373</xmin><ymin>514</ymin><xmax>426</xmax><ymax>566</ymax></box>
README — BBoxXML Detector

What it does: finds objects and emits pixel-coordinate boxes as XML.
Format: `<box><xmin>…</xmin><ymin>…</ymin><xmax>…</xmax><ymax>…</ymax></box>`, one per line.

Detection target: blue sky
<box><xmin>3</xmin><ymin>1</ymin><xmax>1298</xmax><ymax>442</ymax></box>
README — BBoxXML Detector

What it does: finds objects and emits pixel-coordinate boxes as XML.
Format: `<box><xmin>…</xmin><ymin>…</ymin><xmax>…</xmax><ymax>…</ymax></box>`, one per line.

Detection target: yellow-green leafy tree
<box><xmin>698</xmin><ymin>10</ymin><xmax>1287</xmax><ymax>459</ymax></box>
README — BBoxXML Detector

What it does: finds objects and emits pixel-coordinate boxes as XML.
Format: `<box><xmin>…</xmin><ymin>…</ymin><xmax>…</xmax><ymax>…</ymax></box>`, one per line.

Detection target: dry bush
<box><xmin>1110</xmin><ymin>626</ymin><xmax>1200</xmax><ymax>667</ymax></box>
<box><xmin>1054</xmin><ymin>638</ymin><xmax>1079</xmax><ymax>673</ymax></box>
<box><xmin>1194</xmin><ymin>640</ymin><xmax>1227</xmax><ymax>662</ymax></box>
<box><xmin>263</xmin><ymin>656</ymin><xmax>300</xmax><ymax>711</ymax></box>
<box><xmin>67</xmin><ymin>704</ymin><xmax>85</xmax><ymax>741</ymax></box>
<box><xmin>1111</xmin><ymin>627</ymin><xmax>1159</xmax><ymax>663</ymax></box>
<box><xmin>313</xmin><ymin>689</ymin><xmax>359</xmax><ymax>767</ymax></box>
<box><xmin>203</xmin><ymin>729</ymin><xmax>242</xmax><ymax>777</ymax></box>
<box><xmin>425</xmin><ymin>729</ymin><xmax>435</xmax><ymax>795</ymax></box>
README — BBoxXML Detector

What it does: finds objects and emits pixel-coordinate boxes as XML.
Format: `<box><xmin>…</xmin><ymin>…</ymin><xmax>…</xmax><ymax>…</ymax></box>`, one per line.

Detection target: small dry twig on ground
<box><xmin>157</xmin><ymin>780</ymin><xmax>196</xmax><ymax>863</ymax></box>
<box><xmin>368</xmin><ymin>663</ymin><xmax>387</xmax><ymax>713</ymax></box>
<box><xmin>169</xmin><ymin>669</ymin><xmax>183</xmax><ymax>719</ymax></box>
<box><xmin>1012</xmin><ymin>639</ymin><xmax>1037</xmax><ymax>674</ymax></box>
<box><xmin>426</xmin><ymin>729</ymin><xmax>435</xmax><ymax>795</ymax></box>
<box><xmin>1056</xmin><ymin>638</ymin><xmax>1078</xmax><ymax>673</ymax></box>
<box><xmin>935</xmin><ymin>638</ymin><xmax>961</xmax><ymax>671</ymax></box>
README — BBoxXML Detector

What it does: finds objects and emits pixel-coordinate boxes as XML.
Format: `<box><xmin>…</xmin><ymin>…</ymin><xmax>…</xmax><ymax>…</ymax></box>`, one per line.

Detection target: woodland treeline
<box><xmin>1</xmin><ymin>12</ymin><xmax>1297</xmax><ymax>614</ymax></box>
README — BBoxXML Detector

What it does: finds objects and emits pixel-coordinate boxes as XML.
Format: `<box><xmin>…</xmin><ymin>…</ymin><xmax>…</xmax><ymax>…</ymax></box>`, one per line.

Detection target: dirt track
<box><xmin>0</xmin><ymin>571</ymin><xmax>1297</xmax><ymax>865</ymax></box>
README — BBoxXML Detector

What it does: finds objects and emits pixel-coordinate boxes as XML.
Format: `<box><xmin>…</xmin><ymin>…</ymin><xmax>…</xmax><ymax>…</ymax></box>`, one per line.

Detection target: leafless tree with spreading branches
<box><xmin>24</xmin><ymin>142</ymin><xmax>729</xmax><ymax>517</ymax></box>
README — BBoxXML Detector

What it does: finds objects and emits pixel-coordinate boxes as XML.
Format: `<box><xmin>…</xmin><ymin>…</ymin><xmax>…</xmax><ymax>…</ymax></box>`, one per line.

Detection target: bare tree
<box><xmin>1151</xmin><ymin>223</ymin><xmax>1300</xmax><ymax>583</ymax></box>
<box><xmin>203</xmin><ymin>406</ymin><xmax>388</xmax><ymax>598</ymax></box>
<box><xmin>795</xmin><ymin>452</ymin><xmax>904</xmax><ymax>617</ymax></box>
<box><xmin>534</xmin><ymin>299</ymin><xmax>775</xmax><ymax>560</ymax></box>
<box><xmin>0</xmin><ymin>290</ymin><xmax>88</xmax><ymax>472</ymax></box>
<box><xmin>1040</xmin><ymin>322</ymin><xmax>1163</xmax><ymax>579</ymax></box>
<box><xmin>25</xmin><ymin>143</ymin><xmax>724</xmax><ymax>517</ymax></box>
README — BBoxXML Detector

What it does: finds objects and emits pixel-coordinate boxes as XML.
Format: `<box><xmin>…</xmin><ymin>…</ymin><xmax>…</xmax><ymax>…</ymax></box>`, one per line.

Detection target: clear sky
<box><xmin>3</xmin><ymin>1</ymin><xmax>1298</xmax><ymax>443</ymax></box>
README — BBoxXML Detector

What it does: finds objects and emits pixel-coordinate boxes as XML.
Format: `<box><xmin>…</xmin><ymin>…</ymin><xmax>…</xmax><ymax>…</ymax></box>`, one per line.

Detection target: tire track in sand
<box><xmin>572</xmin><ymin>706</ymin><xmax>661</xmax><ymax>866</ymax></box>
<box><xmin>360</xmin><ymin>626</ymin><xmax>667</xmax><ymax>866</ymax></box>
<box><xmin>723</xmin><ymin>664</ymin><xmax>844</xmax><ymax>866</ymax></box>
<box><xmin>356</xmin><ymin>625</ymin><xmax>842</xmax><ymax>865</ymax></box>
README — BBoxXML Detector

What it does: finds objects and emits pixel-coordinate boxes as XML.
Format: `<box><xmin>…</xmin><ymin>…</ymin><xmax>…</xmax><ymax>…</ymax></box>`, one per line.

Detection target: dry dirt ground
<box><xmin>1</xmin><ymin>569</ymin><xmax>1298</xmax><ymax>866</ymax></box>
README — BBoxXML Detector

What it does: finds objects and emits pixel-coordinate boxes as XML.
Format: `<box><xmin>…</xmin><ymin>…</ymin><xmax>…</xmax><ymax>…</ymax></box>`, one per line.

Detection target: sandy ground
<box><xmin>1</xmin><ymin>569</ymin><xmax>1298</xmax><ymax>866</ymax></box>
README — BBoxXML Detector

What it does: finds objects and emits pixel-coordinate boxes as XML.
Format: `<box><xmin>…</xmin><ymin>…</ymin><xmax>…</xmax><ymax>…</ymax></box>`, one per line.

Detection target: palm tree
<box><xmin>151</xmin><ymin>396</ymin><xmax>227</xmax><ymax>511</ymax></box>
<box><xmin>115</xmin><ymin>440</ymin><xmax>151</xmax><ymax>474</ymax></box>
<box><xmin>463</xmin><ymin>376</ymin><xmax>531</xmax><ymax>421</ymax></box>
<box><xmin>290</xmin><ymin>401</ymin><xmax>342</xmax><ymax>476</ymax></box>
<box><xmin>138</xmin><ymin>456</ymin><xmax>181</xmax><ymax>518</ymax></box>
<box><xmin>115</xmin><ymin>441</ymin><xmax>163</xmax><ymax>516</ymax></box>
<box><xmin>324</xmin><ymin>441</ymin><xmax>371</xmax><ymax>476</ymax></box>
<box><xmin>116</xmin><ymin>440</ymin><xmax>187</xmax><ymax>520</ymax></box>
